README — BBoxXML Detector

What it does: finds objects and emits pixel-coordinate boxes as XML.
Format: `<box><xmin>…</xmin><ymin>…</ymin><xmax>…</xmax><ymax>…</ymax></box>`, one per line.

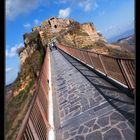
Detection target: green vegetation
<box><xmin>6</xmin><ymin>37</ymin><xmax>46</xmax><ymax>139</ymax></box>
<box><xmin>5</xmin><ymin>80</ymin><xmax>34</xmax><ymax>140</ymax></box>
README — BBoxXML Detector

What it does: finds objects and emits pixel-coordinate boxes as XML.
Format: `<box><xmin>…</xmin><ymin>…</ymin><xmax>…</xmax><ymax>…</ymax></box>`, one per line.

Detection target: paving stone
<box><xmin>70</xmin><ymin>105</ymin><xmax>81</xmax><ymax>112</ymax></box>
<box><xmin>60</xmin><ymin>111</ymin><xmax>64</xmax><ymax>118</ymax></box>
<box><xmin>82</xmin><ymin>104</ymin><xmax>90</xmax><ymax>112</ymax></box>
<box><xmin>68</xmin><ymin>88</ymin><xmax>77</xmax><ymax>94</ymax></box>
<box><xmin>117</xmin><ymin>122</ymin><xmax>128</xmax><ymax>129</ymax></box>
<box><xmin>95</xmin><ymin>96</ymin><xmax>103</xmax><ymax>102</ymax></box>
<box><xmin>73</xmin><ymin>109</ymin><xmax>81</xmax><ymax>116</ymax></box>
<box><xmin>65</xmin><ymin>108</ymin><xmax>69</xmax><ymax>115</ymax></box>
<box><xmin>104</xmin><ymin>128</ymin><xmax>122</xmax><ymax>140</ymax></box>
<box><xmin>89</xmin><ymin>98</ymin><xmax>96</xmax><ymax>107</ymax></box>
<box><xmin>89</xmin><ymin>128</ymin><xmax>92</xmax><ymax>133</ymax></box>
<box><xmin>78</xmin><ymin>126</ymin><xmax>84</xmax><ymax>134</ymax></box>
<box><xmin>68</xmin><ymin>94</ymin><xmax>75</xmax><ymax>100</ymax></box>
<box><xmin>63</xmin><ymin>131</ymin><xmax>69</xmax><ymax>139</ymax></box>
<box><xmin>83</xmin><ymin>127</ymin><xmax>89</xmax><ymax>134</ymax></box>
<box><xmin>110</xmin><ymin>112</ymin><xmax>125</xmax><ymax>124</ymax></box>
<box><xmin>97</xmin><ymin>117</ymin><xmax>109</xmax><ymax>127</ymax></box>
<box><xmin>60</xmin><ymin>100</ymin><xmax>67</xmax><ymax>105</ymax></box>
<box><xmin>93</xmin><ymin>124</ymin><xmax>100</xmax><ymax>130</ymax></box>
<box><xmin>70</xmin><ymin>98</ymin><xmax>81</xmax><ymax>105</ymax></box>
<box><xmin>70</xmin><ymin>127</ymin><xmax>79</xmax><ymax>132</ymax></box>
<box><xmin>80</xmin><ymin>97</ymin><xmax>88</xmax><ymax>105</ymax></box>
<box><xmin>51</xmin><ymin>50</ymin><xmax>134</xmax><ymax>140</ymax></box>
<box><xmin>84</xmin><ymin>119</ymin><xmax>96</xmax><ymax>127</ymax></box>
<box><xmin>86</xmin><ymin>131</ymin><xmax>102</xmax><ymax>140</ymax></box>
<box><xmin>75</xmin><ymin>135</ymin><xmax>84</xmax><ymax>140</ymax></box>
<box><xmin>93</xmin><ymin>102</ymin><xmax>110</xmax><ymax>112</ymax></box>
<box><xmin>122</xmin><ymin>129</ymin><xmax>134</xmax><ymax>140</ymax></box>
<box><xmin>70</xmin><ymin>131</ymin><xmax>77</xmax><ymax>136</ymax></box>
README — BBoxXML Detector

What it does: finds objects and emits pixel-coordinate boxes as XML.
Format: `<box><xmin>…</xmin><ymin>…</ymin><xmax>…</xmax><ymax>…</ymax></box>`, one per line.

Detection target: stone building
<box><xmin>42</xmin><ymin>17</ymin><xmax>74</xmax><ymax>32</ymax></box>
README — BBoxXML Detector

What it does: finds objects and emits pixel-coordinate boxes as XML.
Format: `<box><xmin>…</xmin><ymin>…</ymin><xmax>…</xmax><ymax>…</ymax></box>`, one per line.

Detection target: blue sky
<box><xmin>6</xmin><ymin>0</ymin><xmax>134</xmax><ymax>85</ymax></box>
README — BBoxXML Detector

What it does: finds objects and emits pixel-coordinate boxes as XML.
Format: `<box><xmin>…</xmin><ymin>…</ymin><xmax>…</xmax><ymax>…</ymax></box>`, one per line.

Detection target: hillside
<box><xmin>6</xmin><ymin>17</ymin><xmax>135</xmax><ymax>139</ymax></box>
<box><xmin>5</xmin><ymin>30</ymin><xmax>47</xmax><ymax>140</ymax></box>
<box><xmin>108</xmin><ymin>29</ymin><xmax>134</xmax><ymax>43</ymax></box>
<box><xmin>112</xmin><ymin>35</ymin><xmax>135</xmax><ymax>53</ymax></box>
<box><xmin>41</xmin><ymin>17</ymin><xmax>134</xmax><ymax>58</ymax></box>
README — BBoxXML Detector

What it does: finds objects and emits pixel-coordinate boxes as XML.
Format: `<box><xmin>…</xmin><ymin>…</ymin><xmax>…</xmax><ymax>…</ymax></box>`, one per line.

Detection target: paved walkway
<box><xmin>50</xmin><ymin>49</ymin><xmax>134</xmax><ymax>140</ymax></box>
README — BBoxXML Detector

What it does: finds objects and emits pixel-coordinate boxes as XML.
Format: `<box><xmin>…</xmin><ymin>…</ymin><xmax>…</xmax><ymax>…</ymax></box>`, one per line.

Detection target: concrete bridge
<box><xmin>16</xmin><ymin>44</ymin><xmax>135</xmax><ymax>140</ymax></box>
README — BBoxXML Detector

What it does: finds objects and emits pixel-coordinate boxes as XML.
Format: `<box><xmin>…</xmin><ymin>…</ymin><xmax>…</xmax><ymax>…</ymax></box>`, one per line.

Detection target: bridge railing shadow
<box><xmin>57</xmin><ymin>45</ymin><xmax>135</xmax><ymax>126</ymax></box>
<box><xmin>57</xmin><ymin>44</ymin><xmax>135</xmax><ymax>94</ymax></box>
<box><xmin>16</xmin><ymin>47</ymin><xmax>50</xmax><ymax>140</ymax></box>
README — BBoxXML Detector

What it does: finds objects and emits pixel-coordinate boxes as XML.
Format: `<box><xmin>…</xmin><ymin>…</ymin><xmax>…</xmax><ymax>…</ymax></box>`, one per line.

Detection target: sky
<box><xmin>6</xmin><ymin>0</ymin><xmax>134</xmax><ymax>85</ymax></box>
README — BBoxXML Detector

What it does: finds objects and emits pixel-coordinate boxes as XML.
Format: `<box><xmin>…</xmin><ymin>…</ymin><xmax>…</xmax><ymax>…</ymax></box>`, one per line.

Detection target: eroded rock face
<box><xmin>19</xmin><ymin>45</ymin><xmax>36</xmax><ymax>66</ymax></box>
<box><xmin>81</xmin><ymin>23</ymin><xmax>96</xmax><ymax>35</ymax></box>
<box><xmin>42</xmin><ymin>17</ymin><xmax>107</xmax><ymax>48</ymax></box>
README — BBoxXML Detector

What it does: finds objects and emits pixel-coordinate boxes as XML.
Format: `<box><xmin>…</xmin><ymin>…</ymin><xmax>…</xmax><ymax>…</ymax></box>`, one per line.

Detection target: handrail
<box><xmin>57</xmin><ymin>44</ymin><xmax>135</xmax><ymax>93</ymax></box>
<box><xmin>16</xmin><ymin>47</ymin><xmax>50</xmax><ymax>140</ymax></box>
<box><xmin>60</xmin><ymin>43</ymin><xmax>135</xmax><ymax>60</ymax></box>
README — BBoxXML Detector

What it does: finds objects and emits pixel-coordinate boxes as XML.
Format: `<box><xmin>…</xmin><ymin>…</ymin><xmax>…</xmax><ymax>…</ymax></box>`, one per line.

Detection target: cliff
<box><xmin>6</xmin><ymin>17</ymin><xmax>135</xmax><ymax>139</ymax></box>
<box><xmin>5</xmin><ymin>29</ymin><xmax>47</xmax><ymax>140</ymax></box>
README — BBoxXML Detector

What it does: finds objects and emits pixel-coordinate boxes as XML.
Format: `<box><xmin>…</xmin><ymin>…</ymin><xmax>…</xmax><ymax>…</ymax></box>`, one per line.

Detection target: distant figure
<box><xmin>49</xmin><ymin>43</ymin><xmax>52</xmax><ymax>51</ymax></box>
<box><xmin>52</xmin><ymin>41</ymin><xmax>57</xmax><ymax>50</ymax></box>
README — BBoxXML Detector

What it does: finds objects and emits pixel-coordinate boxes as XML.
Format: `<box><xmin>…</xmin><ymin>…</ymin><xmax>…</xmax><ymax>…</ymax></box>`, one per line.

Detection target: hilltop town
<box><xmin>5</xmin><ymin>17</ymin><xmax>134</xmax><ymax>139</ymax></box>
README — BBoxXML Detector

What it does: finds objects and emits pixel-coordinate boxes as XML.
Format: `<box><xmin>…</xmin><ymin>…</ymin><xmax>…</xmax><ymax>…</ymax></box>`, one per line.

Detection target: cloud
<box><xmin>6</xmin><ymin>0</ymin><xmax>39</xmax><ymax>20</ymax></box>
<box><xmin>58</xmin><ymin>8</ymin><xmax>71</xmax><ymax>18</ymax></box>
<box><xmin>6</xmin><ymin>67</ymin><xmax>13</xmax><ymax>73</ymax></box>
<box><xmin>34</xmin><ymin>19</ymin><xmax>40</xmax><ymax>25</ymax></box>
<box><xmin>78</xmin><ymin>0</ymin><xmax>98</xmax><ymax>12</ymax></box>
<box><xmin>24</xmin><ymin>23</ymin><xmax>31</xmax><ymax>29</ymax></box>
<box><xmin>6</xmin><ymin>43</ymin><xmax>24</xmax><ymax>57</ymax></box>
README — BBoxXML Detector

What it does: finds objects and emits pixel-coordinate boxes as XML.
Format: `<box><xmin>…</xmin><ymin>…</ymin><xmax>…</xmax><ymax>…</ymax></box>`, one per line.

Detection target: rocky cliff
<box><xmin>6</xmin><ymin>29</ymin><xmax>47</xmax><ymax>140</ymax></box>
<box><xmin>41</xmin><ymin>17</ymin><xmax>132</xmax><ymax>57</ymax></box>
<box><xmin>6</xmin><ymin>17</ymin><xmax>135</xmax><ymax>139</ymax></box>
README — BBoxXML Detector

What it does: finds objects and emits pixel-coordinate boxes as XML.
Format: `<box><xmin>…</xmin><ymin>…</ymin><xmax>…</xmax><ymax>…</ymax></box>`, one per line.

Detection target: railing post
<box><xmin>87</xmin><ymin>52</ymin><xmax>95</xmax><ymax>69</ymax></box>
<box><xmin>117</xmin><ymin>59</ymin><xmax>134</xmax><ymax>91</ymax></box>
<box><xmin>36</xmin><ymin>97</ymin><xmax>52</xmax><ymax>130</ymax></box>
<box><xmin>28</xmin><ymin>118</ymin><xmax>39</xmax><ymax>140</ymax></box>
<box><xmin>120</xmin><ymin>60</ymin><xmax>134</xmax><ymax>89</ymax></box>
<box><xmin>81</xmin><ymin>50</ymin><xmax>86</xmax><ymax>63</ymax></box>
<box><xmin>98</xmin><ymin>54</ymin><xmax>108</xmax><ymax>76</ymax></box>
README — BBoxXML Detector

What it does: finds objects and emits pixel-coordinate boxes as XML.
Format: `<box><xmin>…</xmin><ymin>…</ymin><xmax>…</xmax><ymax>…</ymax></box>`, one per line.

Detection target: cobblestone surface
<box><xmin>50</xmin><ymin>50</ymin><xmax>134</xmax><ymax>140</ymax></box>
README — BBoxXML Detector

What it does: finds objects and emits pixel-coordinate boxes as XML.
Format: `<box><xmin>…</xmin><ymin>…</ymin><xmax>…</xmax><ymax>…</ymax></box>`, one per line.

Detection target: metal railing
<box><xmin>16</xmin><ymin>47</ymin><xmax>50</xmax><ymax>140</ymax></box>
<box><xmin>57</xmin><ymin>44</ymin><xmax>135</xmax><ymax>93</ymax></box>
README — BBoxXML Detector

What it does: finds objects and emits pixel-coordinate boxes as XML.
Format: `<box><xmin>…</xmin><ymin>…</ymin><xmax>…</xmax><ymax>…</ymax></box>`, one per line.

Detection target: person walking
<box><xmin>49</xmin><ymin>43</ymin><xmax>52</xmax><ymax>52</ymax></box>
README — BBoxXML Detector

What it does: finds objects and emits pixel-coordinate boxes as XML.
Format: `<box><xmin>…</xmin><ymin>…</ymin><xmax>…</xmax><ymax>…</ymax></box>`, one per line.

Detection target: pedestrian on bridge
<box><xmin>49</xmin><ymin>43</ymin><xmax>52</xmax><ymax>52</ymax></box>
<box><xmin>52</xmin><ymin>41</ymin><xmax>57</xmax><ymax>50</ymax></box>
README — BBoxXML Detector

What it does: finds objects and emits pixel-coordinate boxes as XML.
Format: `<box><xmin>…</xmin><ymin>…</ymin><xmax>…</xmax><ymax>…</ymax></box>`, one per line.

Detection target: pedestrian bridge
<box><xmin>16</xmin><ymin>44</ymin><xmax>135</xmax><ymax>140</ymax></box>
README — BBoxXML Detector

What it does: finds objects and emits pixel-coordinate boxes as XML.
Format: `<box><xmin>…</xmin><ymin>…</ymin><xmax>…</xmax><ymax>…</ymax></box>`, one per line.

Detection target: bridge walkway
<box><xmin>50</xmin><ymin>49</ymin><xmax>134</xmax><ymax>140</ymax></box>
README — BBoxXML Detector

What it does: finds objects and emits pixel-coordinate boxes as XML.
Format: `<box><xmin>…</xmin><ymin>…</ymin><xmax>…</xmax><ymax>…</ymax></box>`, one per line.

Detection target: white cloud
<box><xmin>6</xmin><ymin>67</ymin><xmax>13</xmax><ymax>73</ymax></box>
<box><xmin>78</xmin><ymin>0</ymin><xmax>98</xmax><ymax>12</ymax></box>
<box><xmin>24</xmin><ymin>23</ymin><xmax>31</xmax><ymax>29</ymax></box>
<box><xmin>34</xmin><ymin>19</ymin><xmax>40</xmax><ymax>25</ymax></box>
<box><xmin>6</xmin><ymin>0</ymin><xmax>39</xmax><ymax>20</ymax></box>
<box><xmin>6</xmin><ymin>43</ymin><xmax>24</xmax><ymax>57</ymax></box>
<box><xmin>58</xmin><ymin>8</ymin><xmax>71</xmax><ymax>18</ymax></box>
